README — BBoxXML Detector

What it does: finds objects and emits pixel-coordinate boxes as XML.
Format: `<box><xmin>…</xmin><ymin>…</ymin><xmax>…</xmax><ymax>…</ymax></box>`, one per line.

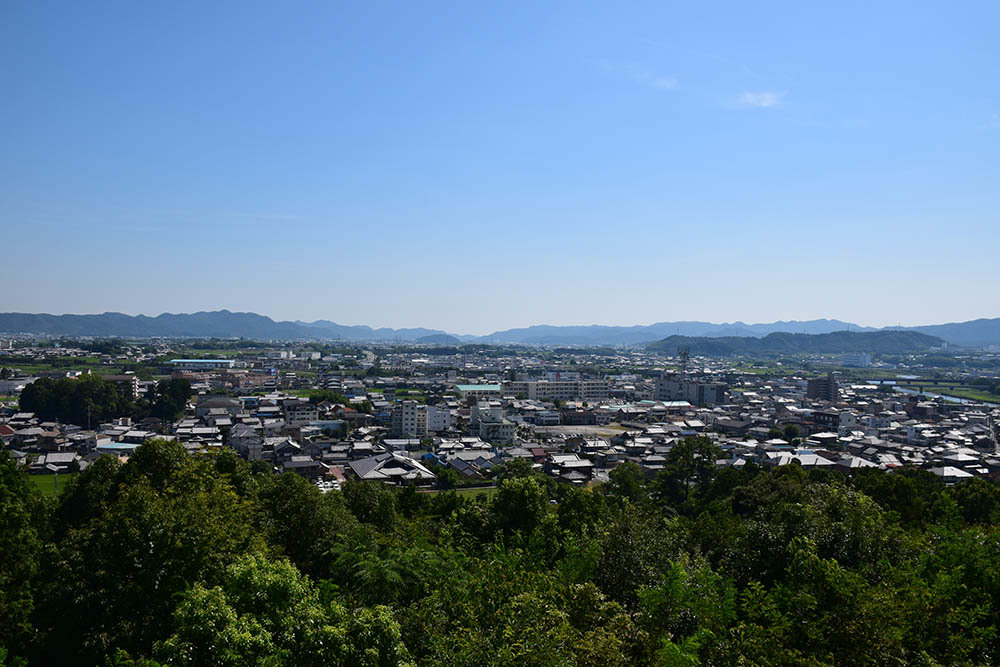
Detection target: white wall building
<box><xmin>391</xmin><ymin>400</ymin><xmax>428</xmax><ymax>437</ymax></box>
<box><xmin>502</xmin><ymin>379</ymin><xmax>608</xmax><ymax>401</ymax></box>
<box><xmin>426</xmin><ymin>405</ymin><xmax>452</xmax><ymax>432</ymax></box>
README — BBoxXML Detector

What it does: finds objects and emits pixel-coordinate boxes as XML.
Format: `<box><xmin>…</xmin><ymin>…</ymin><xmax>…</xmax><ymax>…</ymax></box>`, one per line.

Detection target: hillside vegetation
<box><xmin>648</xmin><ymin>330</ymin><xmax>944</xmax><ymax>356</ymax></box>
<box><xmin>5</xmin><ymin>439</ymin><xmax>1000</xmax><ymax>665</ymax></box>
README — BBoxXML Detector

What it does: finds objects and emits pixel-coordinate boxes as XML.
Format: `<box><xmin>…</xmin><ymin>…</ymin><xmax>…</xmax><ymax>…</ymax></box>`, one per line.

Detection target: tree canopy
<box><xmin>3</xmin><ymin>437</ymin><xmax>1000</xmax><ymax>665</ymax></box>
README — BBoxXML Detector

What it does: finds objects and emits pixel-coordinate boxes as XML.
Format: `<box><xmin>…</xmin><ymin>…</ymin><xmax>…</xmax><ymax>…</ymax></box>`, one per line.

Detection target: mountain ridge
<box><xmin>647</xmin><ymin>330</ymin><xmax>946</xmax><ymax>355</ymax></box>
<box><xmin>0</xmin><ymin>311</ymin><xmax>997</xmax><ymax>347</ymax></box>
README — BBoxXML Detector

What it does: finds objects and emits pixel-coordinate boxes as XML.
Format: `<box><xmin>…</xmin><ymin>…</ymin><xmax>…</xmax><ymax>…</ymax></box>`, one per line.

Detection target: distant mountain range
<box><xmin>647</xmin><ymin>331</ymin><xmax>945</xmax><ymax>356</ymax></box>
<box><xmin>415</xmin><ymin>333</ymin><xmax>463</xmax><ymax>345</ymax></box>
<box><xmin>0</xmin><ymin>311</ymin><xmax>998</xmax><ymax>348</ymax></box>
<box><xmin>470</xmin><ymin>319</ymin><xmax>877</xmax><ymax>345</ymax></box>
<box><xmin>0</xmin><ymin>311</ymin><xmax>455</xmax><ymax>342</ymax></box>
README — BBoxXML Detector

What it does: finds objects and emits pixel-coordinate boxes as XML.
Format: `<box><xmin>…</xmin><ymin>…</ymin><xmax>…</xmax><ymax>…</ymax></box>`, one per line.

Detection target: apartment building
<box><xmin>285</xmin><ymin>401</ymin><xmax>319</xmax><ymax>427</ymax></box>
<box><xmin>654</xmin><ymin>374</ymin><xmax>728</xmax><ymax>406</ymax></box>
<box><xmin>427</xmin><ymin>405</ymin><xmax>452</xmax><ymax>432</ymax></box>
<box><xmin>807</xmin><ymin>374</ymin><xmax>839</xmax><ymax>402</ymax></box>
<box><xmin>390</xmin><ymin>400</ymin><xmax>428</xmax><ymax>437</ymax></box>
<box><xmin>455</xmin><ymin>384</ymin><xmax>502</xmax><ymax>400</ymax></box>
<box><xmin>502</xmin><ymin>379</ymin><xmax>609</xmax><ymax>401</ymax></box>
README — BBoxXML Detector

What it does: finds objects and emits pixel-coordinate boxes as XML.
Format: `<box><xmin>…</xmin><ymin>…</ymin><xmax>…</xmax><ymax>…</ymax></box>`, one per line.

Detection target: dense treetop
<box><xmin>3</xmin><ymin>437</ymin><xmax>1000</xmax><ymax>665</ymax></box>
<box><xmin>18</xmin><ymin>377</ymin><xmax>191</xmax><ymax>427</ymax></box>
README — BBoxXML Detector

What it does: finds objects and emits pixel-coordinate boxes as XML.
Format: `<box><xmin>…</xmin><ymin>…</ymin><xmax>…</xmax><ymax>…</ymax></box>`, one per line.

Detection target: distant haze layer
<box><xmin>1</xmin><ymin>311</ymin><xmax>999</xmax><ymax>347</ymax></box>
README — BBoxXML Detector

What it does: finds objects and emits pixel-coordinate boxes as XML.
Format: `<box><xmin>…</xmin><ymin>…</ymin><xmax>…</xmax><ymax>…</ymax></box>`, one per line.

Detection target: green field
<box><xmin>911</xmin><ymin>386</ymin><xmax>1000</xmax><ymax>403</ymax></box>
<box><xmin>453</xmin><ymin>486</ymin><xmax>497</xmax><ymax>499</ymax></box>
<box><xmin>422</xmin><ymin>485</ymin><xmax>497</xmax><ymax>499</ymax></box>
<box><xmin>0</xmin><ymin>355</ymin><xmax>161</xmax><ymax>377</ymax></box>
<box><xmin>30</xmin><ymin>472</ymin><xmax>79</xmax><ymax>495</ymax></box>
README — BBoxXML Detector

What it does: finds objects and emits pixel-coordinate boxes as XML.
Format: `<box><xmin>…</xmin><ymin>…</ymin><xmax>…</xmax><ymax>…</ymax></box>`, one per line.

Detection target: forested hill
<box><xmin>647</xmin><ymin>330</ymin><xmax>945</xmax><ymax>355</ymax></box>
<box><xmin>2</xmin><ymin>311</ymin><xmax>999</xmax><ymax>346</ymax></box>
<box><xmin>0</xmin><ymin>310</ymin><xmax>454</xmax><ymax>341</ymax></box>
<box><xmin>5</xmin><ymin>439</ymin><xmax>1000</xmax><ymax>665</ymax></box>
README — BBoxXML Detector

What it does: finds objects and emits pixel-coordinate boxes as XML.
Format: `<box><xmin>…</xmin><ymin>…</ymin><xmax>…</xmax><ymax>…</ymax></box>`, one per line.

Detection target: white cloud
<box><xmin>600</xmin><ymin>61</ymin><xmax>677</xmax><ymax>91</ymax></box>
<box><xmin>630</xmin><ymin>67</ymin><xmax>677</xmax><ymax>91</ymax></box>
<box><xmin>738</xmin><ymin>91</ymin><xmax>785</xmax><ymax>108</ymax></box>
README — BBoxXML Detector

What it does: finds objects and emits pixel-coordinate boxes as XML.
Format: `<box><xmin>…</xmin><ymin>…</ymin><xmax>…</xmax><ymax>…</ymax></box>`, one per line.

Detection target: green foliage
<box><xmin>5</xmin><ymin>433</ymin><xmax>1000</xmax><ymax>665</ymax></box>
<box><xmin>491</xmin><ymin>476</ymin><xmax>549</xmax><ymax>536</ymax></box>
<box><xmin>432</xmin><ymin>465</ymin><xmax>461</xmax><ymax>490</ymax></box>
<box><xmin>155</xmin><ymin>554</ymin><xmax>413</xmax><ymax>666</ymax></box>
<box><xmin>595</xmin><ymin>504</ymin><xmax>680</xmax><ymax>607</ymax></box>
<box><xmin>20</xmin><ymin>374</ymin><xmax>134</xmax><ymax>426</ymax></box>
<box><xmin>947</xmin><ymin>477</ymin><xmax>1000</xmax><ymax>525</ymax></box>
<box><xmin>342</xmin><ymin>480</ymin><xmax>398</xmax><ymax>529</ymax></box>
<box><xmin>36</xmin><ymin>440</ymin><xmax>265</xmax><ymax>664</ymax></box>
<box><xmin>638</xmin><ymin>557</ymin><xmax>737</xmax><ymax>660</ymax></box>
<box><xmin>0</xmin><ymin>452</ymin><xmax>47</xmax><ymax>659</ymax></box>
<box><xmin>851</xmin><ymin>467</ymin><xmax>940</xmax><ymax>525</ymax></box>
<box><xmin>493</xmin><ymin>455</ymin><xmax>535</xmax><ymax>481</ymax></box>
<box><xmin>254</xmin><ymin>472</ymin><xmax>359</xmax><ymax>578</ymax></box>
<box><xmin>653</xmin><ymin>436</ymin><xmax>721</xmax><ymax>510</ymax></box>
<box><xmin>557</xmin><ymin>486</ymin><xmax>607</xmax><ymax>536</ymax></box>
<box><xmin>144</xmin><ymin>378</ymin><xmax>192</xmax><ymax>422</ymax></box>
<box><xmin>603</xmin><ymin>461</ymin><xmax>648</xmax><ymax>505</ymax></box>
<box><xmin>306</xmin><ymin>389</ymin><xmax>351</xmax><ymax>406</ymax></box>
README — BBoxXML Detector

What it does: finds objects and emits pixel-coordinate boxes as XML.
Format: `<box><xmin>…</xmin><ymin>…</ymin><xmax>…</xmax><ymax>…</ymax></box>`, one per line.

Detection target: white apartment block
<box><xmin>427</xmin><ymin>405</ymin><xmax>452</xmax><ymax>432</ymax></box>
<box><xmin>390</xmin><ymin>400</ymin><xmax>428</xmax><ymax>437</ymax></box>
<box><xmin>286</xmin><ymin>403</ymin><xmax>319</xmax><ymax>427</ymax></box>
<box><xmin>502</xmin><ymin>379</ymin><xmax>609</xmax><ymax>401</ymax></box>
<box><xmin>471</xmin><ymin>400</ymin><xmax>504</xmax><ymax>426</ymax></box>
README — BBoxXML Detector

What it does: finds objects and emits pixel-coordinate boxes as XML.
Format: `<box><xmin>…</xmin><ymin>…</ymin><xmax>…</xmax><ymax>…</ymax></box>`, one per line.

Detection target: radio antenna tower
<box><xmin>678</xmin><ymin>346</ymin><xmax>691</xmax><ymax>375</ymax></box>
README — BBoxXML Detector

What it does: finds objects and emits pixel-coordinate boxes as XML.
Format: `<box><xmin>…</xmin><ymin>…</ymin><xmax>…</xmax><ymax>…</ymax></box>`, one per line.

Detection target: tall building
<box><xmin>807</xmin><ymin>373</ymin><xmax>838</xmax><ymax>402</ymax></box>
<box><xmin>390</xmin><ymin>400</ymin><xmax>427</xmax><ymax>437</ymax></box>
<box><xmin>654</xmin><ymin>374</ymin><xmax>727</xmax><ymax>406</ymax></box>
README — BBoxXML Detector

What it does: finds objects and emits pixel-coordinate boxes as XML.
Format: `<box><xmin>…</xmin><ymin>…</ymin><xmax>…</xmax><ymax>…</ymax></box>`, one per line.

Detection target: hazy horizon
<box><xmin>1</xmin><ymin>307</ymin><xmax>996</xmax><ymax>338</ymax></box>
<box><xmin>3</xmin><ymin>1</ymin><xmax>998</xmax><ymax>334</ymax></box>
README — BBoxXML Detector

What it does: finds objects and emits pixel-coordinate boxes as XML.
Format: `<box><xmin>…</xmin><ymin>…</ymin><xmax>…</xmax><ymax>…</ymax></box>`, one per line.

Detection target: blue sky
<box><xmin>2</xmin><ymin>1</ymin><xmax>998</xmax><ymax>335</ymax></box>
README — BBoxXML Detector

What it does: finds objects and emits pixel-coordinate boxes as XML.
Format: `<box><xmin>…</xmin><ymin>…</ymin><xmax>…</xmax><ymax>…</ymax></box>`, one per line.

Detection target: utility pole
<box><xmin>989</xmin><ymin>412</ymin><xmax>1000</xmax><ymax>454</ymax></box>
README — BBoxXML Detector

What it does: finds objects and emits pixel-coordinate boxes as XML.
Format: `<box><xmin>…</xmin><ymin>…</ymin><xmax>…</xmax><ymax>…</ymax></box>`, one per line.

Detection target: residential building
<box><xmin>349</xmin><ymin>452</ymin><xmax>436</xmax><ymax>486</ymax></box>
<box><xmin>426</xmin><ymin>405</ymin><xmax>452</xmax><ymax>431</ymax></box>
<box><xmin>390</xmin><ymin>400</ymin><xmax>428</xmax><ymax>437</ymax></box>
<box><xmin>455</xmin><ymin>384</ymin><xmax>502</xmax><ymax>400</ymax></box>
<box><xmin>285</xmin><ymin>402</ymin><xmax>319</xmax><ymax>427</ymax></box>
<box><xmin>502</xmin><ymin>379</ymin><xmax>609</xmax><ymax>401</ymax></box>
<box><xmin>841</xmin><ymin>352</ymin><xmax>872</xmax><ymax>368</ymax></box>
<box><xmin>807</xmin><ymin>374</ymin><xmax>839</xmax><ymax>402</ymax></box>
<box><xmin>655</xmin><ymin>374</ymin><xmax>728</xmax><ymax>406</ymax></box>
<box><xmin>170</xmin><ymin>359</ymin><xmax>236</xmax><ymax>371</ymax></box>
<box><xmin>479</xmin><ymin>419</ymin><xmax>516</xmax><ymax>444</ymax></box>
